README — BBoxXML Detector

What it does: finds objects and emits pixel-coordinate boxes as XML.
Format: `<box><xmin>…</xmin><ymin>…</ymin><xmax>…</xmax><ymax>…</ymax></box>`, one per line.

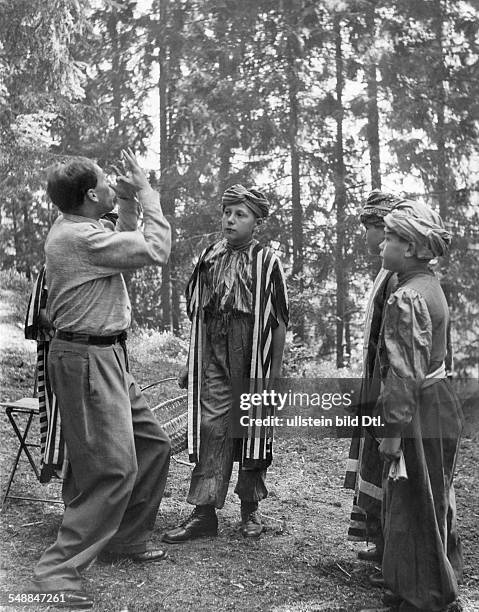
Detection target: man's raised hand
<box><xmin>113</xmin><ymin>148</ymin><xmax>150</xmax><ymax>199</ymax></box>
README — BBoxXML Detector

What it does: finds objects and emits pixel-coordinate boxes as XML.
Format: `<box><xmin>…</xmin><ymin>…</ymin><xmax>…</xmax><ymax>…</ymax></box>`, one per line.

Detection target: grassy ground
<box><xmin>1</xmin><ymin>279</ymin><xmax>478</xmax><ymax>612</ymax></box>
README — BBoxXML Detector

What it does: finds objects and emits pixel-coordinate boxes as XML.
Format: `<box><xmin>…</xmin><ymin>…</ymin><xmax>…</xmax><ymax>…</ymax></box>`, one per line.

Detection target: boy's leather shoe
<box><xmin>129</xmin><ymin>549</ymin><xmax>168</xmax><ymax>562</ymax></box>
<box><xmin>98</xmin><ymin>548</ymin><xmax>167</xmax><ymax>563</ymax></box>
<box><xmin>163</xmin><ymin>506</ymin><xmax>218</xmax><ymax>543</ymax></box>
<box><xmin>51</xmin><ymin>590</ymin><xmax>94</xmax><ymax>609</ymax></box>
<box><xmin>240</xmin><ymin>502</ymin><xmax>264</xmax><ymax>538</ymax></box>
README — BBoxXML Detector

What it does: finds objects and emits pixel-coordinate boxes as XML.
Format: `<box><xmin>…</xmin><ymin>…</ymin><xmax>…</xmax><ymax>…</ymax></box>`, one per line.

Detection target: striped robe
<box><xmin>186</xmin><ymin>240</ymin><xmax>289</xmax><ymax>464</ymax></box>
<box><xmin>344</xmin><ymin>267</ymin><xmax>394</xmax><ymax>541</ymax></box>
<box><xmin>25</xmin><ymin>266</ymin><xmax>67</xmax><ymax>483</ymax></box>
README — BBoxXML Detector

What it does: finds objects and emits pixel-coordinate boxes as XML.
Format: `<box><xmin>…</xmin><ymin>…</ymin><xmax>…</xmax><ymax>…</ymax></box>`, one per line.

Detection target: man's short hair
<box><xmin>46</xmin><ymin>157</ymin><xmax>98</xmax><ymax>213</ymax></box>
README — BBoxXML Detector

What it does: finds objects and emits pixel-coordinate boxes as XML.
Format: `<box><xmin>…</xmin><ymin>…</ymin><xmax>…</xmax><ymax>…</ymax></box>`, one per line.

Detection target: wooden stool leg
<box><xmin>2</xmin><ymin>408</ymin><xmax>39</xmax><ymax>507</ymax></box>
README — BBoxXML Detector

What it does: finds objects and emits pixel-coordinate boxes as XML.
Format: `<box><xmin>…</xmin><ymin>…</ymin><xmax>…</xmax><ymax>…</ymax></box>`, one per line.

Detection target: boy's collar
<box><xmin>224</xmin><ymin>237</ymin><xmax>255</xmax><ymax>252</ymax></box>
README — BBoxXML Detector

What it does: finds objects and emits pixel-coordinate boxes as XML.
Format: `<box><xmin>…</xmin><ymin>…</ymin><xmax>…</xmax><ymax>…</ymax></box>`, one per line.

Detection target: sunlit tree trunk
<box><xmin>365</xmin><ymin>0</ymin><xmax>381</xmax><ymax>190</ymax></box>
<box><xmin>333</xmin><ymin>15</ymin><xmax>348</xmax><ymax>368</ymax></box>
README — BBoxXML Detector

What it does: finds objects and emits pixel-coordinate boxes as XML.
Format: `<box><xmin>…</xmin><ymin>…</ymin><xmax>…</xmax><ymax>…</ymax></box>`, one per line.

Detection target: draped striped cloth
<box><xmin>186</xmin><ymin>240</ymin><xmax>289</xmax><ymax>464</ymax></box>
<box><xmin>344</xmin><ymin>267</ymin><xmax>394</xmax><ymax>541</ymax></box>
<box><xmin>361</xmin><ymin>268</ymin><xmax>391</xmax><ymax>374</ymax></box>
<box><xmin>202</xmin><ymin>240</ymin><xmax>254</xmax><ymax>312</ymax></box>
<box><xmin>25</xmin><ymin>267</ymin><xmax>67</xmax><ymax>483</ymax></box>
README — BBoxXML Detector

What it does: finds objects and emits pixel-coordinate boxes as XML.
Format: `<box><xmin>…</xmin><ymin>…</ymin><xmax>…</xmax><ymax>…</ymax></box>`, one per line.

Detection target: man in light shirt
<box><xmin>31</xmin><ymin>150</ymin><xmax>171</xmax><ymax>609</ymax></box>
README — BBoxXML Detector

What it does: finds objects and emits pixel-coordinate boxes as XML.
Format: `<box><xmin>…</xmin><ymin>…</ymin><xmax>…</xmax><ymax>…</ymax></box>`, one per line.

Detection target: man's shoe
<box><xmin>98</xmin><ymin>548</ymin><xmax>167</xmax><ymax>563</ymax></box>
<box><xmin>358</xmin><ymin>546</ymin><xmax>383</xmax><ymax>562</ymax></box>
<box><xmin>240</xmin><ymin>502</ymin><xmax>264</xmax><ymax>538</ymax></box>
<box><xmin>369</xmin><ymin>570</ymin><xmax>386</xmax><ymax>588</ymax></box>
<box><xmin>162</xmin><ymin>506</ymin><xmax>218</xmax><ymax>543</ymax></box>
<box><xmin>52</xmin><ymin>591</ymin><xmax>94</xmax><ymax>609</ymax></box>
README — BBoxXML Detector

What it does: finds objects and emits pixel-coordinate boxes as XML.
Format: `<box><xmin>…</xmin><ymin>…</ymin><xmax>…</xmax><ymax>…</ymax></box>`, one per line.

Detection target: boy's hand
<box><xmin>379</xmin><ymin>437</ymin><xmax>402</xmax><ymax>462</ymax></box>
<box><xmin>177</xmin><ymin>366</ymin><xmax>188</xmax><ymax>389</ymax></box>
<box><xmin>38</xmin><ymin>308</ymin><xmax>54</xmax><ymax>339</ymax></box>
<box><xmin>113</xmin><ymin>148</ymin><xmax>150</xmax><ymax>198</ymax></box>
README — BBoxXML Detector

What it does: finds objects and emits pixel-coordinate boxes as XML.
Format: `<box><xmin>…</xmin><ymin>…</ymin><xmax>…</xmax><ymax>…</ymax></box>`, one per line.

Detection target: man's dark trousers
<box><xmin>32</xmin><ymin>338</ymin><xmax>171</xmax><ymax>591</ymax></box>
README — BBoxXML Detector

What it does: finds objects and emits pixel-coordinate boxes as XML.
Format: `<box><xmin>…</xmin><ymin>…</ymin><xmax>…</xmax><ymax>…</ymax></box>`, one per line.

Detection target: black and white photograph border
<box><xmin>1</xmin><ymin>1</ymin><xmax>478</xmax><ymax>611</ymax></box>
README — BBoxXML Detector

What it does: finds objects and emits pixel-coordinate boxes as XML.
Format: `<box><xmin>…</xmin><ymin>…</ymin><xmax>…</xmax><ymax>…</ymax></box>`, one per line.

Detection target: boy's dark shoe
<box><xmin>98</xmin><ymin>548</ymin><xmax>167</xmax><ymax>563</ymax></box>
<box><xmin>163</xmin><ymin>506</ymin><xmax>218</xmax><ymax>543</ymax></box>
<box><xmin>240</xmin><ymin>502</ymin><xmax>263</xmax><ymax>538</ymax></box>
<box><xmin>50</xmin><ymin>590</ymin><xmax>94</xmax><ymax>609</ymax></box>
<box><xmin>358</xmin><ymin>545</ymin><xmax>383</xmax><ymax>562</ymax></box>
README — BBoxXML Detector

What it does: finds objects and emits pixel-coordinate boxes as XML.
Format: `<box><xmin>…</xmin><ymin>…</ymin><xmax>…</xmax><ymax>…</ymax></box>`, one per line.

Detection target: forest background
<box><xmin>1</xmin><ymin>0</ymin><xmax>478</xmax><ymax>375</ymax></box>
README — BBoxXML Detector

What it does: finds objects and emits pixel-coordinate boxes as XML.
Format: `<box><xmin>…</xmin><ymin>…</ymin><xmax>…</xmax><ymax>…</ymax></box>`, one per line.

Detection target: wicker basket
<box><xmin>141</xmin><ymin>379</ymin><xmax>188</xmax><ymax>456</ymax></box>
<box><xmin>152</xmin><ymin>395</ymin><xmax>188</xmax><ymax>456</ymax></box>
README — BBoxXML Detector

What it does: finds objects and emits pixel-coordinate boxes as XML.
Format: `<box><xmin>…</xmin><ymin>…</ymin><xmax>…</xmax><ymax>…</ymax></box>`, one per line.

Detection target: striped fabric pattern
<box><xmin>344</xmin><ymin>267</ymin><xmax>393</xmax><ymax>541</ymax></box>
<box><xmin>361</xmin><ymin>268</ymin><xmax>390</xmax><ymax>372</ymax></box>
<box><xmin>245</xmin><ymin>245</ymin><xmax>280</xmax><ymax>461</ymax></box>
<box><xmin>348</xmin><ymin>497</ymin><xmax>367</xmax><ymax>541</ymax></box>
<box><xmin>25</xmin><ymin>267</ymin><xmax>47</xmax><ymax>340</ymax></box>
<box><xmin>25</xmin><ymin>266</ymin><xmax>67</xmax><ymax>483</ymax></box>
<box><xmin>37</xmin><ymin>341</ymin><xmax>66</xmax><ymax>482</ymax></box>
<box><xmin>204</xmin><ymin>241</ymin><xmax>254</xmax><ymax>312</ymax></box>
<box><xmin>186</xmin><ymin>244</ymin><xmax>214</xmax><ymax>461</ymax></box>
<box><xmin>186</xmin><ymin>241</ymin><xmax>288</xmax><ymax>464</ymax></box>
<box><xmin>344</xmin><ymin>267</ymin><xmax>390</xmax><ymax>487</ymax></box>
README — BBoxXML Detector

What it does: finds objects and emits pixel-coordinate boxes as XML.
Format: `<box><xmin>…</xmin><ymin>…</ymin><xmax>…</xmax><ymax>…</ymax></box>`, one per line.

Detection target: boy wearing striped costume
<box><xmin>361</xmin><ymin>201</ymin><xmax>463</xmax><ymax>612</ymax></box>
<box><xmin>164</xmin><ymin>184</ymin><xmax>288</xmax><ymax>542</ymax></box>
<box><xmin>344</xmin><ymin>191</ymin><xmax>403</xmax><ymax>567</ymax></box>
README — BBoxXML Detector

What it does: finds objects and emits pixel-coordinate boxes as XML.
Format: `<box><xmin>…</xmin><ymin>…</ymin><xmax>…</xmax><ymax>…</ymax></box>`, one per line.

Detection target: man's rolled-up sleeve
<box><xmin>85</xmin><ymin>188</ymin><xmax>171</xmax><ymax>273</ymax></box>
<box><xmin>115</xmin><ymin>197</ymin><xmax>140</xmax><ymax>232</ymax></box>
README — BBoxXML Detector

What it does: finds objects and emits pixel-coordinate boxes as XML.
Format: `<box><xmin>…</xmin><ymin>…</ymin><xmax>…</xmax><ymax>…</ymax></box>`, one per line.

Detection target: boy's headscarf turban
<box><xmin>384</xmin><ymin>200</ymin><xmax>452</xmax><ymax>259</ymax></box>
<box><xmin>222</xmin><ymin>184</ymin><xmax>269</xmax><ymax>219</ymax></box>
<box><xmin>359</xmin><ymin>190</ymin><xmax>406</xmax><ymax>225</ymax></box>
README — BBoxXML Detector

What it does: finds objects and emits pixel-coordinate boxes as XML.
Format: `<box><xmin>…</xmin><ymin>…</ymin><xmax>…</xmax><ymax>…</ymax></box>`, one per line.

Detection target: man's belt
<box><xmin>55</xmin><ymin>330</ymin><xmax>127</xmax><ymax>345</ymax></box>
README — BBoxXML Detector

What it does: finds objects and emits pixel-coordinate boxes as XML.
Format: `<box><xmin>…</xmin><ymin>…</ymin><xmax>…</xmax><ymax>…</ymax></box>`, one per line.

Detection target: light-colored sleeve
<box><xmin>115</xmin><ymin>196</ymin><xmax>140</xmax><ymax>232</ymax></box>
<box><xmin>84</xmin><ymin>187</ymin><xmax>171</xmax><ymax>272</ymax></box>
<box><xmin>380</xmin><ymin>287</ymin><xmax>432</xmax><ymax>436</ymax></box>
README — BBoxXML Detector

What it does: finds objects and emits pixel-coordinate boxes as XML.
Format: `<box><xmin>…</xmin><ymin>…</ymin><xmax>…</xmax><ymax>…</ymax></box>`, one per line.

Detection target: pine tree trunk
<box><xmin>289</xmin><ymin>82</ymin><xmax>303</xmax><ymax>281</ymax></box>
<box><xmin>284</xmin><ymin>5</ymin><xmax>303</xmax><ymax>281</ymax></box>
<box><xmin>433</xmin><ymin>0</ymin><xmax>452</xmax><ymax>313</ymax></box>
<box><xmin>171</xmin><ymin>221</ymin><xmax>180</xmax><ymax>333</ymax></box>
<box><xmin>216</xmin><ymin>8</ymin><xmax>233</xmax><ymax>196</ymax></box>
<box><xmin>345</xmin><ymin>317</ymin><xmax>351</xmax><ymax>364</ymax></box>
<box><xmin>108</xmin><ymin>12</ymin><xmax>122</xmax><ymax>131</ymax></box>
<box><xmin>434</xmin><ymin>0</ymin><xmax>448</xmax><ymax>219</ymax></box>
<box><xmin>22</xmin><ymin>193</ymin><xmax>32</xmax><ymax>279</ymax></box>
<box><xmin>365</xmin><ymin>1</ymin><xmax>381</xmax><ymax>190</ymax></box>
<box><xmin>158</xmin><ymin>0</ymin><xmax>172</xmax><ymax>331</ymax></box>
<box><xmin>334</xmin><ymin>15</ymin><xmax>348</xmax><ymax>369</ymax></box>
<box><xmin>283</xmin><ymin>0</ymin><xmax>304</xmax><ymax>340</ymax></box>
<box><xmin>11</xmin><ymin>201</ymin><xmax>20</xmax><ymax>274</ymax></box>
